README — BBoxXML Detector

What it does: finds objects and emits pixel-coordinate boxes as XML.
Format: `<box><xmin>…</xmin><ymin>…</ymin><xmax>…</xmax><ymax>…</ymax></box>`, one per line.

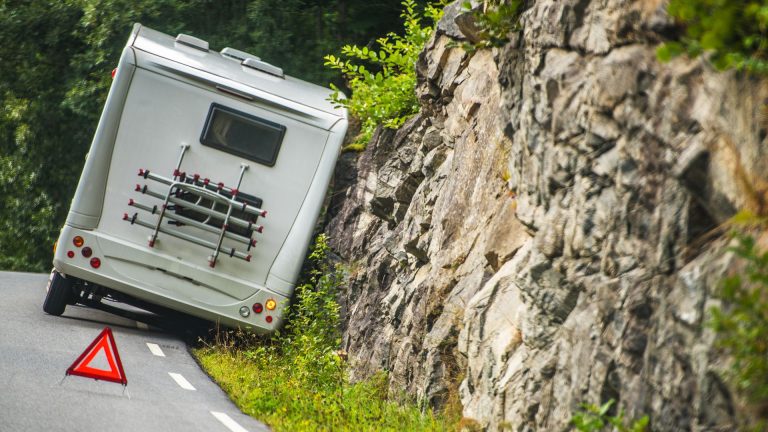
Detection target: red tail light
<box><xmin>90</xmin><ymin>257</ymin><xmax>101</xmax><ymax>269</ymax></box>
<box><xmin>252</xmin><ymin>303</ymin><xmax>263</xmax><ymax>314</ymax></box>
<box><xmin>67</xmin><ymin>251</ymin><xmax>75</xmax><ymax>258</ymax></box>
<box><xmin>111</xmin><ymin>68</ymin><xmax>117</xmax><ymax>79</ymax></box>
<box><xmin>81</xmin><ymin>247</ymin><xmax>93</xmax><ymax>258</ymax></box>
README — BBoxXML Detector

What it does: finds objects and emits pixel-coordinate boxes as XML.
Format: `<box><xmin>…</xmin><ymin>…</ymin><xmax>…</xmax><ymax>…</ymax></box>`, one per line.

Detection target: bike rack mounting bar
<box><xmin>125</xmin><ymin>145</ymin><xmax>263</xmax><ymax>267</ymax></box>
<box><xmin>135</xmin><ymin>186</ymin><xmax>264</xmax><ymax>232</ymax></box>
<box><xmin>129</xmin><ymin>199</ymin><xmax>257</xmax><ymax>247</ymax></box>
<box><xmin>123</xmin><ymin>213</ymin><xmax>251</xmax><ymax>261</ymax></box>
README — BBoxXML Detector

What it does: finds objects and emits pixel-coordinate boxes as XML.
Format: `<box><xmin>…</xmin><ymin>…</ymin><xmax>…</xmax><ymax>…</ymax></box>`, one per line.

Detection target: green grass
<box><xmin>195</xmin><ymin>348</ymin><xmax>450</xmax><ymax>431</ymax></box>
<box><xmin>193</xmin><ymin>235</ymin><xmax>455</xmax><ymax>431</ymax></box>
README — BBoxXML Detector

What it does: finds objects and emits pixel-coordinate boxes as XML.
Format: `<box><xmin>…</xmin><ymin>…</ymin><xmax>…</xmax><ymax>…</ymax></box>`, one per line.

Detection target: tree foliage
<box><xmin>0</xmin><ymin>0</ymin><xmax>419</xmax><ymax>271</ymax></box>
<box><xmin>658</xmin><ymin>0</ymin><xmax>768</xmax><ymax>74</ymax></box>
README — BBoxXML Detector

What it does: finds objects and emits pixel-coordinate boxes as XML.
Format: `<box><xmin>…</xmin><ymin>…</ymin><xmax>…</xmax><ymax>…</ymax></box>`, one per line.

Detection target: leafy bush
<box><xmin>710</xmin><ymin>233</ymin><xmax>768</xmax><ymax>405</ymax></box>
<box><xmin>657</xmin><ymin>0</ymin><xmax>768</xmax><ymax>74</ymax></box>
<box><xmin>458</xmin><ymin>0</ymin><xmax>524</xmax><ymax>52</ymax></box>
<box><xmin>571</xmin><ymin>399</ymin><xmax>649</xmax><ymax>432</ymax></box>
<box><xmin>324</xmin><ymin>0</ymin><xmax>443</xmax><ymax>148</ymax></box>
<box><xmin>195</xmin><ymin>235</ymin><xmax>451</xmax><ymax>431</ymax></box>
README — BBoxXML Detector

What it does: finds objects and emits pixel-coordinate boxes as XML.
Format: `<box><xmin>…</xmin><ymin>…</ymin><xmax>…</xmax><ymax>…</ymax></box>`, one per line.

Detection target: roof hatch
<box><xmin>242</xmin><ymin>58</ymin><xmax>284</xmax><ymax>78</ymax></box>
<box><xmin>221</xmin><ymin>47</ymin><xmax>260</xmax><ymax>62</ymax></box>
<box><xmin>175</xmin><ymin>33</ymin><xmax>209</xmax><ymax>52</ymax></box>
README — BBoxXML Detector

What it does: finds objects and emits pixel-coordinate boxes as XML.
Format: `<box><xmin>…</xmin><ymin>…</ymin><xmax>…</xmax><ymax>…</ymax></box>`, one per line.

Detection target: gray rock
<box><xmin>324</xmin><ymin>0</ymin><xmax>768</xmax><ymax>430</ymax></box>
<box><xmin>454</xmin><ymin>7</ymin><xmax>483</xmax><ymax>45</ymax></box>
<box><xmin>421</xmin><ymin>126</ymin><xmax>443</xmax><ymax>151</ymax></box>
<box><xmin>436</xmin><ymin>1</ymin><xmax>467</xmax><ymax>40</ymax></box>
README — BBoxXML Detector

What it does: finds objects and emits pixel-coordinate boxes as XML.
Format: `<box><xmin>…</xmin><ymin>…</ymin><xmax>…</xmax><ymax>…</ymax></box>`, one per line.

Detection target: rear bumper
<box><xmin>53</xmin><ymin>225</ymin><xmax>286</xmax><ymax>333</ymax></box>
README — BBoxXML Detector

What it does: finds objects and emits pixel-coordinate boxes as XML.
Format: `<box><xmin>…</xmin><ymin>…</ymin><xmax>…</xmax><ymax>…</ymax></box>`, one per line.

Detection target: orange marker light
<box><xmin>73</xmin><ymin>236</ymin><xmax>84</xmax><ymax>248</ymax></box>
<box><xmin>265</xmin><ymin>299</ymin><xmax>276</xmax><ymax>311</ymax></box>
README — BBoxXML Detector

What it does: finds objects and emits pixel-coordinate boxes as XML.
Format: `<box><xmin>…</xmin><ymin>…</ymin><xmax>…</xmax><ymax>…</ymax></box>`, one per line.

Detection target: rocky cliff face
<box><xmin>325</xmin><ymin>1</ymin><xmax>768</xmax><ymax>430</ymax></box>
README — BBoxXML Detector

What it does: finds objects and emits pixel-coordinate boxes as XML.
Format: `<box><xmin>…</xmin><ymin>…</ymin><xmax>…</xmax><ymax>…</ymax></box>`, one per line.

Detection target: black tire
<box><xmin>43</xmin><ymin>270</ymin><xmax>74</xmax><ymax>316</ymax></box>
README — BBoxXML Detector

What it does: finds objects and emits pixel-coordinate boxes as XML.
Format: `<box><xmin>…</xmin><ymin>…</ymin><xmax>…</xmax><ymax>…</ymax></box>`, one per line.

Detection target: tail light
<box><xmin>81</xmin><ymin>247</ymin><xmax>93</xmax><ymax>258</ymax></box>
<box><xmin>73</xmin><ymin>236</ymin><xmax>84</xmax><ymax>248</ymax></box>
<box><xmin>265</xmin><ymin>299</ymin><xmax>276</xmax><ymax>310</ymax></box>
<box><xmin>90</xmin><ymin>257</ymin><xmax>101</xmax><ymax>269</ymax></box>
<box><xmin>252</xmin><ymin>303</ymin><xmax>263</xmax><ymax>314</ymax></box>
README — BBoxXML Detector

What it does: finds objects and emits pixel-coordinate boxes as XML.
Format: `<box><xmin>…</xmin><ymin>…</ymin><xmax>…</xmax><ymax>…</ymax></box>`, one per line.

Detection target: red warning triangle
<box><xmin>66</xmin><ymin>327</ymin><xmax>127</xmax><ymax>385</ymax></box>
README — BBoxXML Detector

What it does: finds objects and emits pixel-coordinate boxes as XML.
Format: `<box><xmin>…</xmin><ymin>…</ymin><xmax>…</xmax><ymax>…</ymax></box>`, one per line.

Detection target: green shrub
<box><xmin>458</xmin><ymin>0</ymin><xmax>524</xmax><ymax>52</ymax></box>
<box><xmin>571</xmin><ymin>400</ymin><xmax>649</xmax><ymax>432</ymax></box>
<box><xmin>657</xmin><ymin>0</ymin><xmax>768</xmax><ymax>74</ymax></box>
<box><xmin>710</xmin><ymin>233</ymin><xmax>768</xmax><ymax>405</ymax></box>
<box><xmin>195</xmin><ymin>235</ymin><xmax>451</xmax><ymax>431</ymax></box>
<box><xmin>324</xmin><ymin>0</ymin><xmax>443</xmax><ymax>149</ymax></box>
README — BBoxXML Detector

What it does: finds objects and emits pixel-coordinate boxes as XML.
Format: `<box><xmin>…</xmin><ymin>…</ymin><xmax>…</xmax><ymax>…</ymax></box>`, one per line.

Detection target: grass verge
<box><xmin>195</xmin><ymin>349</ymin><xmax>450</xmax><ymax>431</ymax></box>
<box><xmin>193</xmin><ymin>235</ymin><xmax>454</xmax><ymax>431</ymax></box>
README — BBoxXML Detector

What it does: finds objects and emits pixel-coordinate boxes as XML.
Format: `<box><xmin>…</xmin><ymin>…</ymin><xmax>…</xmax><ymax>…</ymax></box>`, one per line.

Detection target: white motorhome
<box><xmin>44</xmin><ymin>24</ymin><xmax>347</xmax><ymax>333</ymax></box>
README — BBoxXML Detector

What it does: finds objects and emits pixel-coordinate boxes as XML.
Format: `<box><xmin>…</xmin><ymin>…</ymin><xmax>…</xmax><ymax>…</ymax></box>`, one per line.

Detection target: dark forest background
<box><xmin>0</xmin><ymin>0</ymin><xmax>423</xmax><ymax>271</ymax></box>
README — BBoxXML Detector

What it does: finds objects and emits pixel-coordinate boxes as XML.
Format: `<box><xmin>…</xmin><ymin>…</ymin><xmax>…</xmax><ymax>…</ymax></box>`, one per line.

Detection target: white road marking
<box><xmin>211</xmin><ymin>412</ymin><xmax>248</xmax><ymax>432</ymax></box>
<box><xmin>136</xmin><ymin>321</ymin><xmax>149</xmax><ymax>330</ymax></box>
<box><xmin>168</xmin><ymin>372</ymin><xmax>196</xmax><ymax>390</ymax></box>
<box><xmin>146</xmin><ymin>343</ymin><xmax>166</xmax><ymax>357</ymax></box>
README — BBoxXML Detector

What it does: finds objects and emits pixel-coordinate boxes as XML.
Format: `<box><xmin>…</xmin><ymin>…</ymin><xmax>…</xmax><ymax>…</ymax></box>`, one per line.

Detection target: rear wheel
<box><xmin>43</xmin><ymin>270</ymin><xmax>74</xmax><ymax>316</ymax></box>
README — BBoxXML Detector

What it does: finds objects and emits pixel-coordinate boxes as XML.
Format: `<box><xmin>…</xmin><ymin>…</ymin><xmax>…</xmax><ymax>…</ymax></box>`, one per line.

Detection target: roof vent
<box><xmin>221</xmin><ymin>47</ymin><xmax>260</xmax><ymax>62</ymax></box>
<box><xmin>242</xmin><ymin>58</ymin><xmax>284</xmax><ymax>78</ymax></box>
<box><xmin>175</xmin><ymin>34</ymin><xmax>209</xmax><ymax>52</ymax></box>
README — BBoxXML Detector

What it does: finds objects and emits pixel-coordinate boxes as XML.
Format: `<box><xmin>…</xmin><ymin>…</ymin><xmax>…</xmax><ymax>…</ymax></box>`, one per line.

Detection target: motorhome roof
<box><xmin>130</xmin><ymin>24</ymin><xmax>345</xmax><ymax>118</ymax></box>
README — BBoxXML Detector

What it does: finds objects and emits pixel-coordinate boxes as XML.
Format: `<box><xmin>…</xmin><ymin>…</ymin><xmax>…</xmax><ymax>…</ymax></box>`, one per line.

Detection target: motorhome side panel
<box><xmin>66</xmin><ymin>46</ymin><xmax>137</xmax><ymax>229</ymax></box>
<box><xmin>266</xmin><ymin>119</ymin><xmax>347</xmax><ymax>295</ymax></box>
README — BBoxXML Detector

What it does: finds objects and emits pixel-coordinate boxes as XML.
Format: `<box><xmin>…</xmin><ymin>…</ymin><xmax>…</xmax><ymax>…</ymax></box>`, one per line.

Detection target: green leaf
<box><xmin>657</xmin><ymin>42</ymin><xmax>684</xmax><ymax>62</ymax></box>
<box><xmin>323</xmin><ymin>0</ymin><xmax>443</xmax><ymax>149</ymax></box>
<box><xmin>598</xmin><ymin>399</ymin><xmax>615</xmax><ymax>416</ymax></box>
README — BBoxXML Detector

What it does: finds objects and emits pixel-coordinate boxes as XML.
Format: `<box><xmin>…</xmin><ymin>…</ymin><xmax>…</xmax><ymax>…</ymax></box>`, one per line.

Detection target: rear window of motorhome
<box><xmin>200</xmin><ymin>103</ymin><xmax>286</xmax><ymax>167</ymax></box>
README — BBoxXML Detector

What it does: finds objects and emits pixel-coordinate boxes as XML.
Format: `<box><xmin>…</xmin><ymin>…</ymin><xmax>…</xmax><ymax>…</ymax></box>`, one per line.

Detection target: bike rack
<box><xmin>124</xmin><ymin>145</ymin><xmax>266</xmax><ymax>268</ymax></box>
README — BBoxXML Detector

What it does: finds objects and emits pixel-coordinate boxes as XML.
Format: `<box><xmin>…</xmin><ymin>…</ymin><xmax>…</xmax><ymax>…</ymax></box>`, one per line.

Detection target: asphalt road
<box><xmin>0</xmin><ymin>271</ymin><xmax>269</xmax><ymax>432</ymax></box>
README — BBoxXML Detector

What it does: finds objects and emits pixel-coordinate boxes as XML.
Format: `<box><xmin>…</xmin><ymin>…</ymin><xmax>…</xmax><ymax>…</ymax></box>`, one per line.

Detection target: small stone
<box><xmin>422</xmin><ymin>126</ymin><xmax>443</xmax><ymax>151</ymax></box>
